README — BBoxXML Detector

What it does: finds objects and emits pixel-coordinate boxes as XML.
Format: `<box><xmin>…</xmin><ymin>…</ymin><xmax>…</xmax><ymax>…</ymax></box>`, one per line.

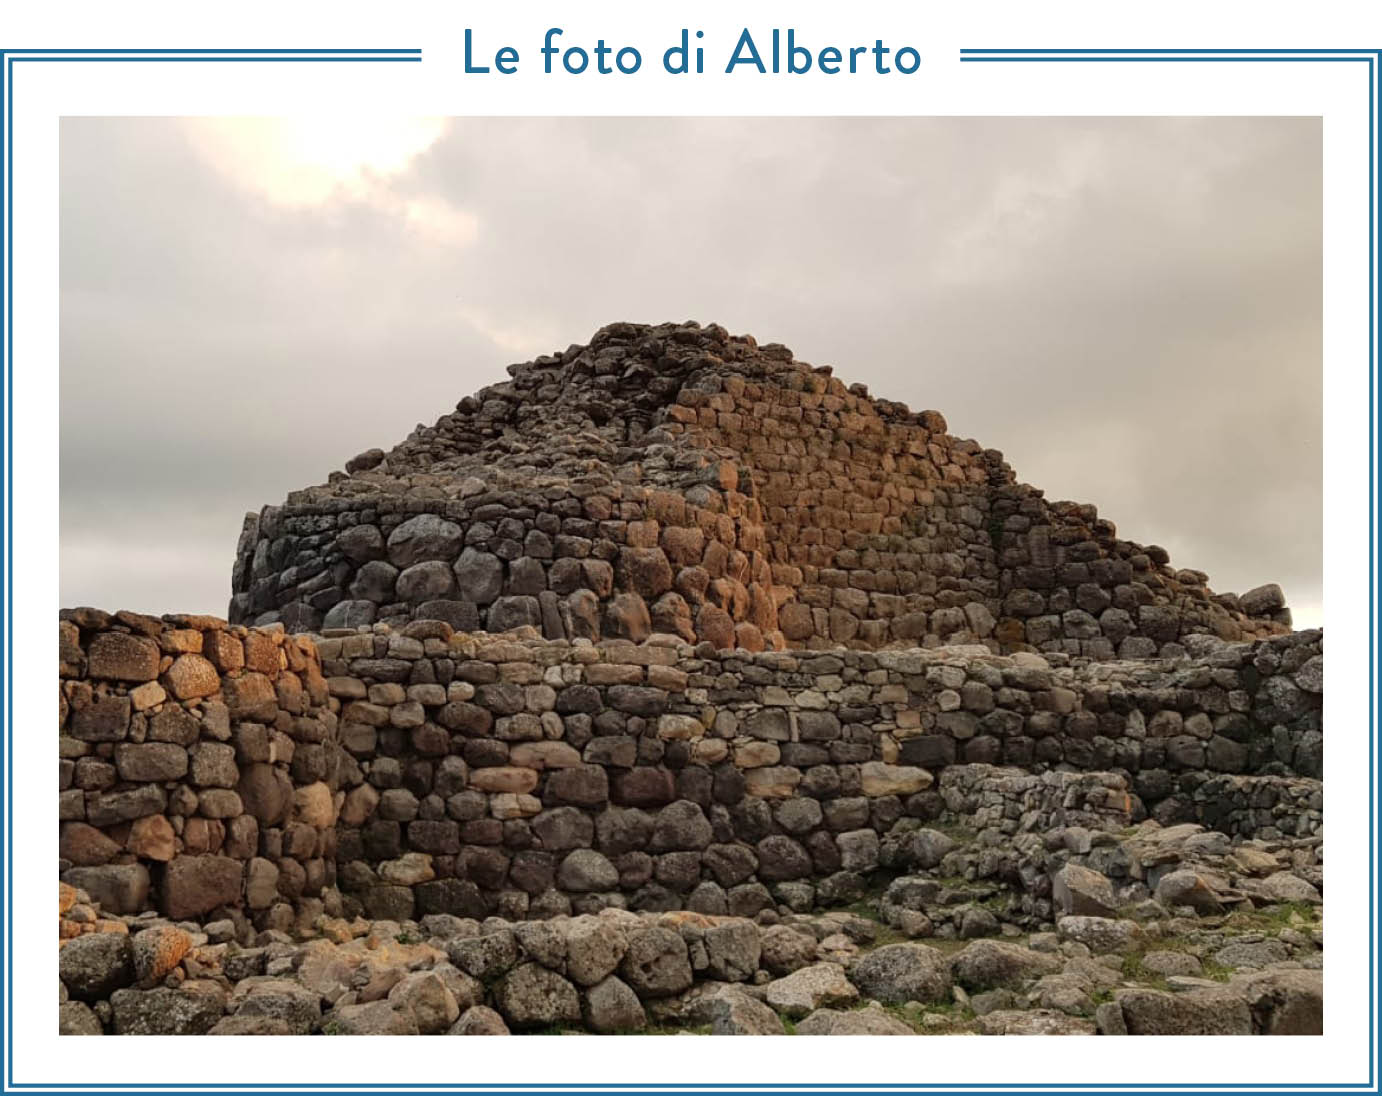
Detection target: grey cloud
<box><xmin>60</xmin><ymin>116</ymin><xmax>1321</xmax><ymax>624</ymax></box>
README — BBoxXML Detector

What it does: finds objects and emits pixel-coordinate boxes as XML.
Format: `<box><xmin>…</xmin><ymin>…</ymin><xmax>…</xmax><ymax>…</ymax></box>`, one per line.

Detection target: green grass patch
<box><xmin>1118</xmin><ymin>952</ymin><xmax>1172</xmax><ymax>991</ymax></box>
<box><xmin>841</xmin><ymin>900</ymin><xmax>885</xmax><ymax>924</ymax></box>
<box><xmin>1221</xmin><ymin>902</ymin><xmax>1321</xmax><ymax>937</ymax></box>
<box><xmin>1199</xmin><ymin>959</ymin><xmax>1235</xmax><ymax>982</ymax></box>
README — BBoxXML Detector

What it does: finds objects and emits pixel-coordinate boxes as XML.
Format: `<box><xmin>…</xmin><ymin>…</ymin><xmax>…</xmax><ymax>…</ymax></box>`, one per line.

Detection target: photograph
<box><xmin>57</xmin><ymin>116</ymin><xmax>1323</xmax><ymax>1039</ymax></box>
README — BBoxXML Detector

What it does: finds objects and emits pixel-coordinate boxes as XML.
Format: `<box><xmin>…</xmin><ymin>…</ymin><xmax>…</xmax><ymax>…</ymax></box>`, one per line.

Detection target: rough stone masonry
<box><xmin>229</xmin><ymin>321</ymin><xmax>1292</xmax><ymax>654</ymax></box>
<box><xmin>59</xmin><ymin>323</ymin><xmax>1322</xmax><ymax>1037</ymax></box>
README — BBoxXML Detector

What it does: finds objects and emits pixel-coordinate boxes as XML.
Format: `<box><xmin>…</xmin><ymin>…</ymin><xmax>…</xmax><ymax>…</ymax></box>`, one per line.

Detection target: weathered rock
<box><xmin>704</xmin><ymin>920</ymin><xmax>761</xmax><ymax>983</ymax></box>
<box><xmin>325</xmin><ymin>1000</ymin><xmax>419</xmax><ymax>1035</ymax></box>
<box><xmin>795</xmin><ymin>1005</ymin><xmax>913</xmax><ymax>1035</ymax></box>
<box><xmin>763</xmin><ymin>962</ymin><xmax>859</xmax><ymax>1017</ymax></box>
<box><xmin>760</xmin><ymin>925</ymin><xmax>818</xmax><ymax>976</ymax></box>
<box><xmin>59</xmin><ymin>934</ymin><xmax>135</xmax><ymax>1002</ymax></box>
<box><xmin>1212</xmin><ymin>939</ymin><xmax>1289</xmax><ymax>970</ymax></box>
<box><xmin>1154</xmin><ymin>870</ymin><xmax>1225</xmax><ymax>915</ymax></box>
<box><xmin>565</xmin><ymin>916</ymin><xmax>628</xmax><ymax>986</ymax></box>
<box><xmin>58</xmin><ymin>1001</ymin><xmax>104</xmax><ymax>1035</ymax></box>
<box><xmin>163</xmin><ymin>654</ymin><xmax>220</xmax><ymax>700</ymax></box>
<box><xmin>61</xmin><ymin>864</ymin><xmax>150</xmax><ymax>915</ymax></box>
<box><xmin>1116</xmin><ymin>987</ymin><xmax>1253</xmax><ymax>1035</ymax></box>
<box><xmin>951</xmin><ymin>940</ymin><xmax>1061</xmax><ymax>991</ymax></box>
<box><xmin>87</xmin><ymin>633</ymin><xmax>160</xmax><ymax>682</ymax></box>
<box><xmin>849</xmin><ymin>943</ymin><xmax>952</xmax><ymax>1005</ymax></box>
<box><xmin>229</xmin><ymin>978</ymin><xmax>321</xmax><ymax>1034</ymax></box>
<box><xmin>492</xmin><ymin>963</ymin><xmax>581</xmax><ymax>1028</ymax></box>
<box><xmin>110</xmin><ymin>985</ymin><xmax>224</xmax><ymax>1035</ymax></box>
<box><xmin>684</xmin><ymin>986</ymin><xmax>785</xmax><ymax>1035</ymax></box>
<box><xmin>977</xmin><ymin>1009</ymin><xmax>1097</xmax><ymax>1035</ymax></box>
<box><xmin>388</xmin><ymin>970</ymin><xmax>461</xmax><ymax>1034</ymax></box>
<box><xmin>1257</xmin><ymin>871</ymin><xmax>1322</xmax><ymax>905</ymax></box>
<box><xmin>131</xmin><ymin>925</ymin><xmax>192</xmax><ymax>986</ymax></box>
<box><xmin>557</xmin><ymin>849</ymin><xmax>620</xmax><ymax>893</ymax></box>
<box><xmin>1238</xmin><ymin>969</ymin><xmax>1323</xmax><ymax>1034</ymax></box>
<box><xmin>582</xmin><ymin>975</ymin><xmax>647</xmax><ymax>1033</ymax></box>
<box><xmin>449</xmin><ymin>1005</ymin><xmax>511</xmax><ymax>1035</ymax></box>
<box><xmin>208</xmin><ymin>1014</ymin><xmax>296</xmax><ymax>1035</ymax></box>
<box><xmin>447</xmin><ymin>932</ymin><xmax>519</xmax><ymax>983</ymax></box>
<box><xmin>1051</xmin><ymin>863</ymin><xmax>1117</xmax><ymax>918</ymax></box>
<box><xmin>162</xmin><ymin>856</ymin><xmax>243</xmax><ymax>919</ymax></box>
<box><xmin>1056</xmin><ymin>916</ymin><xmax>1142</xmax><ymax>955</ymax></box>
<box><xmin>387</xmin><ymin>514</ymin><xmax>464</xmax><ymax>568</ymax></box>
<box><xmin>619</xmin><ymin>927</ymin><xmax>693</xmax><ymax>999</ymax></box>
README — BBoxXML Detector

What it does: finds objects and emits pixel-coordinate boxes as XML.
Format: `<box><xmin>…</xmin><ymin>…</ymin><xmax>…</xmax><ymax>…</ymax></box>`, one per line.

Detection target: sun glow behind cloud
<box><xmin>181</xmin><ymin>117</ymin><xmax>477</xmax><ymax>243</ymax></box>
<box><xmin>183</xmin><ymin>116</ymin><xmax>446</xmax><ymax>203</ymax></box>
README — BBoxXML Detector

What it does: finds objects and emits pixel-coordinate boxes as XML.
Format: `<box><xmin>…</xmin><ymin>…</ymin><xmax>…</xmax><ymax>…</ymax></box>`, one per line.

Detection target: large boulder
<box><xmin>683</xmin><ymin>986</ymin><xmax>785</xmax><ymax>1035</ymax></box>
<box><xmin>764</xmin><ymin>963</ymin><xmax>859</xmax><ymax>1018</ymax></box>
<box><xmin>58</xmin><ymin>1002</ymin><xmax>104</xmax><ymax>1035</ymax></box>
<box><xmin>387</xmin><ymin>514</ymin><xmax>464</xmax><ymax>568</ymax></box>
<box><xmin>87</xmin><ymin>633</ymin><xmax>160</xmax><ymax>682</ymax></box>
<box><xmin>59</xmin><ymin>934</ymin><xmax>135</xmax><ymax>1002</ymax></box>
<box><xmin>1237</xmin><ymin>969</ymin><xmax>1323</xmax><ymax>1034</ymax></box>
<box><xmin>951</xmin><ymin>940</ymin><xmax>1061</xmax><ymax>991</ymax></box>
<box><xmin>1056</xmin><ymin>916</ymin><xmax>1142</xmax><ymax>955</ymax></box>
<box><xmin>849</xmin><ymin>943</ymin><xmax>951</xmax><ymax>1005</ymax></box>
<box><xmin>565</xmin><ymin>916</ymin><xmax>629</xmax><ymax>986</ymax></box>
<box><xmin>556</xmin><ymin>849</ymin><xmax>619</xmax><ymax>893</ymax></box>
<box><xmin>492</xmin><ymin>963</ymin><xmax>582</xmax><ymax>1029</ymax></box>
<box><xmin>619</xmin><ymin>927</ymin><xmax>693</xmax><ymax>999</ymax></box>
<box><xmin>110</xmin><ymin>985</ymin><xmax>225</xmax><ymax>1035</ymax></box>
<box><xmin>388</xmin><ymin>971</ymin><xmax>461</xmax><ymax>1034</ymax></box>
<box><xmin>704</xmin><ymin>921</ymin><xmax>761</xmax><ymax>983</ymax></box>
<box><xmin>649</xmin><ymin>801</ymin><xmax>714</xmax><ymax>851</ymax></box>
<box><xmin>976</xmin><ymin>1009</ymin><xmax>1097</xmax><ymax>1035</ymax></box>
<box><xmin>1051</xmin><ymin>863</ymin><xmax>1117</xmax><ymax>918</ymax></box>
<box><xmin>61</xmin><ymin>865</ymin><xmax>150</xmax><ymax>915</ymax></box>
<box><xmin>161</xmin><ymin>856</ymin><xmax>243</xmax><ymax>920</ymax></box>
<box><xmin>1116</xmin><ymin>988</ymin><xmax>1253</xmax><ymax>1035</ymax></box>
<box><xmin>326</xmin><ymin>1000</ymin><xmax>420</xmax><ymax>1035</ymax></box>
<box><xmin>131</xmin><ymin>925</ymin><xmax>192</xmax><ymax>986</ymax></box>
<box><xmin>229</xmin><ymin>978</ymin><xmax>321</xmax><ymax>1034</ymax></box>
<box><xmin>796</xmin><ymin>1006</ymin><xmax>914</xmax><ymax>1035</ymax></box>
<box><xmin>446</xmin><ymin>931</ymin><xmax>519</xmax><ymax>983</ymax></box>
<box><xmin>1153</xmin><ymin>870</ymin><xmax>1224</xmax><ymax>915</ymax></box>
<box><xmin>759</xmin><ymin>924</ymin><xmax>818</xmax><ymax>976</ymax></box>
<box><xmin>581</xmin><ymin>976</ymin><xmax>647</xmax><ymax>1033</ymax></box>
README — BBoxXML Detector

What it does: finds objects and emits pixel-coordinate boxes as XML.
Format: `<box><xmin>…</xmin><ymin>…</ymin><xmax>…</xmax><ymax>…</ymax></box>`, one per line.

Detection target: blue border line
<box><xmin>1</xmin><ymin>43</ymin><xmax>1376</xmax><ymax>1096</ymax></box>
<box><xmin>962</xmin><ymin>57</ymin><xmax>1374</xmax><ymax>63</ymax></box>
<box><xmin>961</xmin><ymin>48</ymin><xmax>1379</xmax><ymax>53</ymax></box>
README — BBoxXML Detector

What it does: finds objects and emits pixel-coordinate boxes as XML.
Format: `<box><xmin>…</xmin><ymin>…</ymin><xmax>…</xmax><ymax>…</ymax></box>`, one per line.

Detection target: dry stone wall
<box><xmin>230</xmin><ymin>321</ymin><xmax>1292</xmax><ymax>657</ymax></box>
<box><xmin>59</xmin><ymin>607</ymin><xmax>1321</xmax><ymax>928</ymax></box>
<box><xmin>60</xmin><ymin>608</ymin><xmax>338</xmax><ymax>920</ymax></box>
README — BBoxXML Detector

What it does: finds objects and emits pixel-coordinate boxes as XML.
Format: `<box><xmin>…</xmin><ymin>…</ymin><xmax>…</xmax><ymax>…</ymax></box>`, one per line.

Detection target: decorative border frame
<box><xmin>2</xmin><ymin>44</ymin><xmax>1374</xmax><ymax>1094</ymax></box>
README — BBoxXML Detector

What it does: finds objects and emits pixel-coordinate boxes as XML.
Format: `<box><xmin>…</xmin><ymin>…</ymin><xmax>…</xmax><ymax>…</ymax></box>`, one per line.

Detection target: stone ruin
<box><xmin>229</xmin><ymin>320</ymin><xmax>1292</xmax><ymax>656</ymax></box>
<box><xmin>59</xmin><ymin>322</ymin><xmax>1322</xmax><ymax>1038</ymax></box>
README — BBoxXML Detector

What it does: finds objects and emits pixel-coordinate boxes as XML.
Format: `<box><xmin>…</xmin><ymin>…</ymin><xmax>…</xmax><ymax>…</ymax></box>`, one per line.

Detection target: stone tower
<box><xmin>230</xmin><ymin>321</ymin><xmax>1290</xmax><ymax>655</ymax></box>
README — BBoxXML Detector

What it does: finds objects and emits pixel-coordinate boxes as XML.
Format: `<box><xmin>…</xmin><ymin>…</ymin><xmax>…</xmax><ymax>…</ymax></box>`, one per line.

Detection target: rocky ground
<box><xmin>59</xmin><ymin>816</ymin><xmax>1321</xmax><ymax>1036</ymax></box>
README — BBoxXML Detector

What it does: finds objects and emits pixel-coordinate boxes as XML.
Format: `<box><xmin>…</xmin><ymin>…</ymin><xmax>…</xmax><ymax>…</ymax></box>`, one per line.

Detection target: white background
<box><xmin>8</xmin><ymin>0</ymin><xmax>1378</xmax><ymax>1088</ymax></box>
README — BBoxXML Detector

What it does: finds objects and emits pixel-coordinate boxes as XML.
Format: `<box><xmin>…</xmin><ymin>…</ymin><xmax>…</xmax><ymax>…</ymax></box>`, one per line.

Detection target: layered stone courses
<box><xmin>229</xmin><ymin>321</ymin><xmax>1291</xmax><ymax>655</ymax></box>
<box><xmin>59</xmin><ymin>609</ymin><xmax>1320</xmax><ymax>927</ymax></box>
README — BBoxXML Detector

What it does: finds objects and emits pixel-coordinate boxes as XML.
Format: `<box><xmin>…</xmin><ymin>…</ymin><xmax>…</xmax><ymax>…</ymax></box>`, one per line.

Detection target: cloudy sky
<box><xmin>60</xmin><ymin>116</ymin><xmax>1321</xmax><ymax>626</ymax></box>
